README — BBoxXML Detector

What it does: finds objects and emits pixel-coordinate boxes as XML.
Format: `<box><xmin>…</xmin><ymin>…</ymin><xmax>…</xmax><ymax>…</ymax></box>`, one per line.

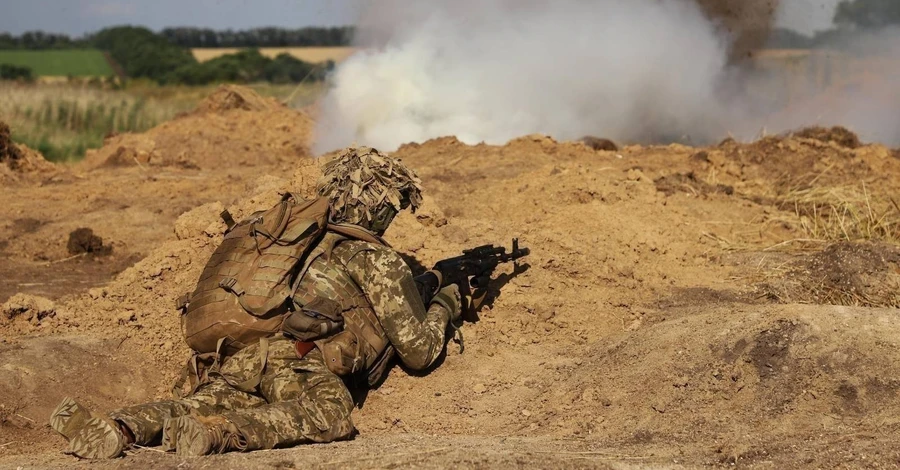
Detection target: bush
<box><xmin>166</xmin><ymin>49</ymin><xmax>324</xmax><ymax>86</ymax></box>
<box><xmin>0</xmin><ymin>64</ymin><xmax>35</xmax><ymax>82</ymax></box>
<box><xmin>261</xmin><ymin>52</ymin><xmax>332</xmax><ymax>84</ymax></box>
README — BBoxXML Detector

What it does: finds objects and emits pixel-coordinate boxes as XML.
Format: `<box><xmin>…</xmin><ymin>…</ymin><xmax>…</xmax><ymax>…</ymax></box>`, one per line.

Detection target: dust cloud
<box><xmin>762</xmin><ymin>28</ymin><xmax>900</xmax><ymax>146</ymax></box>
<box><xmin>314</xmin><ymin>0</ymin><xmax>900</xmax><ymax>153</ymax></box>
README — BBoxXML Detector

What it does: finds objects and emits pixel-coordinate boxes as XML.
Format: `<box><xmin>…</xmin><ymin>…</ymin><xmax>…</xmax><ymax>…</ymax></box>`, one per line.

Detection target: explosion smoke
<box><xmin>695</xmin><ymin>0</ymin><xmax>779</xmax><ymax>60</ymax></box>
<box><xmin>314</xmin><ymin>0</ymin><xmax>900</xmax><ymax>153</ymax></box>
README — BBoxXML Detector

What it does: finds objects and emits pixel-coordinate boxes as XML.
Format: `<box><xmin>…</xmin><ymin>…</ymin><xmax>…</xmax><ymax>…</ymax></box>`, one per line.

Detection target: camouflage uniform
<box><xmin>53</xmin><ymin>147</ymin><xmax>455</xmax><ymax>457</ymax></box>
<box><xmin>105</xmin><ymin>233</ymin><xmax>452</xmax><ymax>450</ymax></box>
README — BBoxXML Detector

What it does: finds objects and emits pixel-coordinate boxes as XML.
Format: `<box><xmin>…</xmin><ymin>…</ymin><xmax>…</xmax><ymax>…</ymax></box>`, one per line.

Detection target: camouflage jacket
<box><xmin>292</xmin><ymin>232</ymin><xmax>450</xmax><ymax>384</ymax></box>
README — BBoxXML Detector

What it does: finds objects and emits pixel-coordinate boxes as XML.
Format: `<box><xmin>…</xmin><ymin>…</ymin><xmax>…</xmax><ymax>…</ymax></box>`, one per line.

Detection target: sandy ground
<box><xmin>1</xmin><ymin>86</ymin><xmax>899</xmax><ymax>469</ymax></box>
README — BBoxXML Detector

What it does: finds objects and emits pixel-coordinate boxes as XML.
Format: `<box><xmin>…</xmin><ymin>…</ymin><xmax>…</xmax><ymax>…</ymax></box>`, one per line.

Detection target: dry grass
<box><xmin>745</xmin><ymin>169</ymin><xmax>900</xmax><ymax>308</ymax></box>
<box><xmin>0</xmin><ymin>83</ymin><xmax>191</xmax><ymax>161</ymax></box>
<box><xmin>191</xmin><ymin>47</ymin><xmax>356</xmax><ymax>64</ymax></box>
<box><xmin>772</xmin><ymin>182</ymin><xmax>900</xmax><ymax>244</ymax></box>
<box><xmin>753</xmin><ymin>241</ymin><xmax>900</xmax><ymax>308</ymax></box>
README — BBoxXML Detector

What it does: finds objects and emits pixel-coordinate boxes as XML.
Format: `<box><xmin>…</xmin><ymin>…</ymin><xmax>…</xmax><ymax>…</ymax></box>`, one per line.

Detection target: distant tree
<box><xmin>834</xmin><ymin>0</ymin><xmax>900</xmax><ymax>29</ymax></box>
<box><xmin>160</xmin><ymin>26</ymin><xmax>354</xmax><ymax>48</ymax></box>
<box><xmin>767</xmin><ymin>28</ymin><xmax>814</xmax><ymax>49</ymax></box>
<box><xmin>90</xmin><ymin>26</ymin><xmax>196</xmax><ymax>81</ymax></box>
<box><xmin>0</xmin><ymin>30</ymin><xmax>85</xmax><ymax>49</ymax></box>
<box><xmin>0</xmin><ymin>26</ymin><xmax>354</xmax><ymax>51</ymax></box>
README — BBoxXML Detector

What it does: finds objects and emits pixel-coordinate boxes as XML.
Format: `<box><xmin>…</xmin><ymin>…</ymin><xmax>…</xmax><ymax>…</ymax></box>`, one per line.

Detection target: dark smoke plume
<box><xmin>694</xmin><ymin>0</ymin><xmax>780</xmax><ymax>60</ymax></box>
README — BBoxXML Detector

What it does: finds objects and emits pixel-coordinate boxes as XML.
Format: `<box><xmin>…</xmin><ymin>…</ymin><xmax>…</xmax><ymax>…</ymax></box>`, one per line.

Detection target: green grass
<box><xmin>0</xmin><ymin>49</ymin><xmax>113</xmax><ymax>77</ymax></box>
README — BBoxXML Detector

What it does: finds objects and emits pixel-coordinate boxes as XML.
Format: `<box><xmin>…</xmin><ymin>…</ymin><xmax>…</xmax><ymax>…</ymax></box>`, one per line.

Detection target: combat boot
<box><xmin>49</xmin><ymin>397</ymin><xmax>131</xmax><ymax>459</ymax></box>
<box><xmin>166</xmin><ymin>415</ymin><xmax>247</xmax><ymax>456</ymax></box>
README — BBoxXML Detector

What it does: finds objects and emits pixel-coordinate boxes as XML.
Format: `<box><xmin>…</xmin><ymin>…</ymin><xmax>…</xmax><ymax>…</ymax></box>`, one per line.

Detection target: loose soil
<box><xmin>2</xmin><ymin>86</ymin><xmax>900</xmax><ymax>469</ymax></box>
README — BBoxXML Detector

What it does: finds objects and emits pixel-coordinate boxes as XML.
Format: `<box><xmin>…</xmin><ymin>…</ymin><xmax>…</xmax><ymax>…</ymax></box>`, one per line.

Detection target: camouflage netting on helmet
<box><xmin>317</xmin><ymin>147</ymin><xmax>423</xmax><ymax>226</ymax></box>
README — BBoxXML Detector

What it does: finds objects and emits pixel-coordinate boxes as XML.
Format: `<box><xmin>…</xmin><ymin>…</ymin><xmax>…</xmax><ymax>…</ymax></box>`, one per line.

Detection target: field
<box><xmin>1</xmin><ymin>85</ymin><xmax>899</xmax><ymax>468</ymax></box>
<box><xmin>0</xmin><ymin>49</ymin><xmax>113</xmax><ymax>77</ymax></box>
<box><xmin>191</xmin><ymin>46</ymin><xmax>356</xmax><ymax>63</ymax></box>
<box><xmin>0</xmin><ymin>81</ymin><xmax>325</xmax><ymax>161</ymax></box>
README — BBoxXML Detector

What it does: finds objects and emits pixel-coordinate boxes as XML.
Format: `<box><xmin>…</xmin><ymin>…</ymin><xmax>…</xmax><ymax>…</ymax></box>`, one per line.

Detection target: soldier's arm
<box><xmin>336</xmin><ymin>242</ymin><xmax>450</xmax><ymax>370</ymax></box>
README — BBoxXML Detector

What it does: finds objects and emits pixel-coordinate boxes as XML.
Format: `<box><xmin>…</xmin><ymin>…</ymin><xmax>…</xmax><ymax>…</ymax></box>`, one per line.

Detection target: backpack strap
<box><xmin>326</xmin><ymin>223</ymin><xmax>391</xmax><ymax>247</ymax></box>
<box><xmin>228</xmin><ymin>337</ymin><xmax>270</xmax><ymax>393</ymax></box>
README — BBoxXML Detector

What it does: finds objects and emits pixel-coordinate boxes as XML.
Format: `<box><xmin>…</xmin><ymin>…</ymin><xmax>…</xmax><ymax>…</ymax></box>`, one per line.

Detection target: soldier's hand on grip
<box><xmin>431</xmin><ymin>284</ymin><xmax>462</xmax><ymax>323</ymax></box>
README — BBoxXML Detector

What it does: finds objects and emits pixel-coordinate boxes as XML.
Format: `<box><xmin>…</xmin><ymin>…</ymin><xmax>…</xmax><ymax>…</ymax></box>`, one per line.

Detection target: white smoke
<box><xmin>314</xmin><ymin>0</ymin><xmax>738</xmax><ymax>153</ymax></box>
<box><xmin>314</xmin><ymin>0</ymin><xmax>900</xmax><ymax>153</ymax></box>
<box><xmin>759</xmin><ymin>28</ymin><xmax>900</xmax><ymax>146</ymax></box>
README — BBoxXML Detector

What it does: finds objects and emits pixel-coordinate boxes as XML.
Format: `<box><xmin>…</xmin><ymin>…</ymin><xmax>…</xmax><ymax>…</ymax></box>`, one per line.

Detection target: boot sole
<box><xmin>49</xmin><ymin>397</ymin><xmax>91</xmax><ymax>440</ymax></box>
<box><xmin>68</xmin><ymin>416</ymin><xmax>125</xmax><ymax>459</ymax></box>
<box><xmin>173</xmin><ymin>416</ymin><xmax>212</xmax><ymax>457</ymax></box>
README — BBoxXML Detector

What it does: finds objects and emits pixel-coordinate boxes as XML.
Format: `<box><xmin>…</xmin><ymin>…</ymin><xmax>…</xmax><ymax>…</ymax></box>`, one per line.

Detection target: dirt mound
<box><xmin>757</xmin><ymin>242</ymin><xmax>900</xmax><ymax>308</ymax></box>
<box><xmin>542</xmin><ymin>304</ymin><xmax>900</xmax><ymax>465</ymax></box>
<box><xmin>0</xmin><ymin>336</ymin><xmax>157</xmax><ymax>457</ymax></box>
<box><xmin>791</xmin><ymin>126</ymin><xmax>862</xmax><ymax>149</ymax></box>
<box><xmin>193</xmin><ymin>84</ymin><xmax>280</xmax><ymax>114</ymax></box>
<box><xmin>0</xmin><ymin>121</ymin><xmax>57</xmax><ymax>182</ymax></box>
<box><xmin>81</xmin><ymin>85</ymin><xmax>312</xmax><ymax>170</ymax></box>
<box><xmin>5</xmin><ymin>130</ymin><xmax>900</xmax><ymax>466</ymax></box>
<box><xmin>0</xmin><ymin>161</ymin><xmax>324</xmax><ymax>395</ymax></box>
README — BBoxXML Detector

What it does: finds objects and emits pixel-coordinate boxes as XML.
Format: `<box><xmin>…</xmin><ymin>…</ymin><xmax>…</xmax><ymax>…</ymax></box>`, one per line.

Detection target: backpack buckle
<box><xmin>175</xmin><ymin>293</ymin><xmax>192</xmax><ymax>312</ymax></box>
<box><xmin>219</xmin><ymin>277</ymin><xmax>244</xmax><ymax>295</ymax></box>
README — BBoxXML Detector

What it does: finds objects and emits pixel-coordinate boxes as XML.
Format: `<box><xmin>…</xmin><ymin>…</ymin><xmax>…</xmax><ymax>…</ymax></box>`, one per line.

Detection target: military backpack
<box><xmin>180</xmin><ymin>193</ymin><xmax>330</xmax><ymax>355</ymax></box>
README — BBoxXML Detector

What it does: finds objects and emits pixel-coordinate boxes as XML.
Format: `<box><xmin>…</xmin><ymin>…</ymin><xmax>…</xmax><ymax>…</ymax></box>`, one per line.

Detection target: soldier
<box><xmin>50</xmin><ymin>147</ymin><xmax>462</xmax><ymax>458</ymax></box>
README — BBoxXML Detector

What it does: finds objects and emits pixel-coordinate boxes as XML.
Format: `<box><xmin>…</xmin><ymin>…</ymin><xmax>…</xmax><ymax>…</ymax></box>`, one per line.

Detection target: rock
<box><xmin>473</xmin><ymin>383</ymin><xmax>487</xmax><ymax>394</ymax></box>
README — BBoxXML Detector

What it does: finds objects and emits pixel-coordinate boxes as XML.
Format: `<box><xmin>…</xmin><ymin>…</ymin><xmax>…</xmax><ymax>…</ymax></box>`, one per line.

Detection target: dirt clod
<box><xmin>654</xmin><ymin>172</ymin><xmax>734</xmax><ymax>196</ymax></box>
<box><xmin>0</xmin><ymin>121</ymin><xmax>23</xmax><ymax>164</ymax></box>
<box><xmin>793</xmin><ymin>126</ymin><xmax>861</xmax><ymax>149</ymax></box>
<box><xmin>66</xmin><ymin>228</ymin><xmax>110</xmax><ymax>255</ymax></box>
<box><xmin>2</xmin><ymin>293</ymin><xmax>56</xmax><ymax>322</ymax></box>
<box><xmin>579</xmin><ymin>136</ymin><xmax>618</xmax><ymax>151</ymax></box>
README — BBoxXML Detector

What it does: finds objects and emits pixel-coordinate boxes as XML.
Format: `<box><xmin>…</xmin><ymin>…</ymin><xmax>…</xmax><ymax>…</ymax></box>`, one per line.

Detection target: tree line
<box><xmin>0</xmin><ymin>26</ymin><xmax>336</xmax><ymax>85</ymax></box>
<box><xmin>93</xmin><ymin>26</ymin><xmax>333</xmax><ymax>85</ymax></box>
<box><xmin>768</xmin><ymin>0</ymin><xmax>900</xmax><ymax>50</ymax></box>
<box><xmin>0</xmin><ymin>26</ymin><xmax>353</xmax><ymax>50</ymax></box>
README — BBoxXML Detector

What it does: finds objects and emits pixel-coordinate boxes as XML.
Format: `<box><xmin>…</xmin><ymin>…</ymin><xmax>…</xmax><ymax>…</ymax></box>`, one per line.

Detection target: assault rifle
<box><xmin>413</xmin><ymin>238</ymin><xmax>530</xmax><ymax>321</ymax></box>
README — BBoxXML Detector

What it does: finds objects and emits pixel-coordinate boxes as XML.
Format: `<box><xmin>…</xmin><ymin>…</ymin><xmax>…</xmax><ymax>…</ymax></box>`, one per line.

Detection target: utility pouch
<box><xmin>282</xmin><ymin>297</ymin><xmax>344</xmax><ymax>342</ymax></box>
<box><xmin>317</xmin><ymin>330</ymin><xmax>363</xmax><ymax>376</ymax></box>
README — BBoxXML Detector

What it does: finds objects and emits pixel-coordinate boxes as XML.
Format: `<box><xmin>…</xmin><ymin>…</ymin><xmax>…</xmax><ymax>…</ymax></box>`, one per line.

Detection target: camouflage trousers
<box><xmin>109</xmin><ymin>336</ymin><xmax>355</xmax><ymax>450</ymax></box>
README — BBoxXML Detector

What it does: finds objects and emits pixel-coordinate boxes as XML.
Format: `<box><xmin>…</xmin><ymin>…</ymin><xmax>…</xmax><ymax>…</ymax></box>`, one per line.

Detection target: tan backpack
<box><xmin>181</xmin><ymin>193</ymin><xmax>330</xmax><ymax>355</ymax></box>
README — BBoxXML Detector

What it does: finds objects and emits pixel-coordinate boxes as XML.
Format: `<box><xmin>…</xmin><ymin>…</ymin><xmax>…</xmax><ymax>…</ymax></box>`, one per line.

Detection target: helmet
<box><xmin>316</xmin><ymin>147</ymin><xmax>423</xmax><ymax>234</ymax></box>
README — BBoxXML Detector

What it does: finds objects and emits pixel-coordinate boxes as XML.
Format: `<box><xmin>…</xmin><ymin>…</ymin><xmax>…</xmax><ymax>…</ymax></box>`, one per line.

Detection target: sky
<box><xmin>0</xmin><ymin>0</ymin><xmax>843</xmax><ymax>37</ymax></box>
<box><xmin>0</xmin><ymin>0</ymin><xmax>364</xmax><ymax>36</ymax></box>
<box><xmin>775</xmin><ymin>0</ymin><xmax>842</xmax><ymax>35</ymax></box>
